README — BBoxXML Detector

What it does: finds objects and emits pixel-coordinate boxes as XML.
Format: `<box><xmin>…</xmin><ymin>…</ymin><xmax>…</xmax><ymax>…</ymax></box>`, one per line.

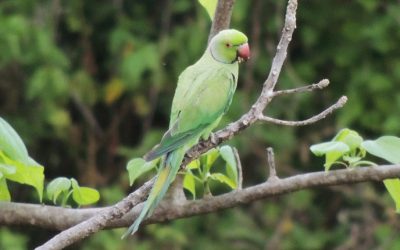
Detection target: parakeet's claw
<box><xmin>209</xmin><ymin>132</ymin><xmax>218</xmax><ymax>145</ymax></box>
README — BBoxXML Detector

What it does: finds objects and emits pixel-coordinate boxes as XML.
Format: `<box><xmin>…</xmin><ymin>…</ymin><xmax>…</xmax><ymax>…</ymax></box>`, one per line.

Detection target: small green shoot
<box><xmin>46</xmin><ymin>177</ymin><xmax>100</xmax><ymax>207</ymax></box>
<box><xmin>126</xmin><ymin>145</ymin><xmax>240</xmax><ymax>199</ymax></box>
<box><xmin>310</xmin><ymin>129</ymin><xmax>400</xmax><ymax>212</ymax></box>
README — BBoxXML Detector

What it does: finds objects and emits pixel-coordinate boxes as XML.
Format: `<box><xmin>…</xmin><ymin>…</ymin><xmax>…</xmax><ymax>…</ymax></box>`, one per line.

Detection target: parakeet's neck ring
<box><xmin>209</xmin><ymin>45</ymin><xmax>236</xmax><ymax>64</ymax></box>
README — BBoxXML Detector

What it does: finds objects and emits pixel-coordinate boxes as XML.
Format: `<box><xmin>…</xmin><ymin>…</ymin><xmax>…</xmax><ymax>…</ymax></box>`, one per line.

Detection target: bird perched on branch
<box><xmin>122</xmin><ymin>29</ymin><xmax>250</xmax><ymax>238</ymax></box>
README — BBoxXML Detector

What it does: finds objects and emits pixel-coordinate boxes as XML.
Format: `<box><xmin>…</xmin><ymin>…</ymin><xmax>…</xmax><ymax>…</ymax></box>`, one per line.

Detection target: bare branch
<box><xmin>259</xmin><ymin>96</ymin><xmax>348</xmax><ymax>126</ymax></box>
<box><xmin>261</xmin><ymin>0</ymin><xmax>297</xmax><ymax>92</ymax></box>
<box><xmin>267</xmin><ymin>147</ymin><xmax>279</xmax><ymax>181</ymax></box>
<box><xmin>273</xmin><ymin>79</ymin><xmax>330</xmax><ymax>97</ymax></box>
<box><xmin>3</xmin><ymin>165</ymin><xmax>400</xmax><ymax>232</ymax></box>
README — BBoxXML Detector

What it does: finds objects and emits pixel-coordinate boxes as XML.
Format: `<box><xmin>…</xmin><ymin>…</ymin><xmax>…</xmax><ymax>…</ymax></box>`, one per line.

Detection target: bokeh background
<box><xmin>1</xmin><ymin>0</ymin><xmax>400</xmax><ymax>249</ymax></box>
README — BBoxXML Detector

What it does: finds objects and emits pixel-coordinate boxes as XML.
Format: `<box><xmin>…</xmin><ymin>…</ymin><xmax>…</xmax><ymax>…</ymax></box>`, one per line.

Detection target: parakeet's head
<box><xmin>209</xmin><ymin>29</ymin><xmax>250</xmax><ymax>64</ymax></box>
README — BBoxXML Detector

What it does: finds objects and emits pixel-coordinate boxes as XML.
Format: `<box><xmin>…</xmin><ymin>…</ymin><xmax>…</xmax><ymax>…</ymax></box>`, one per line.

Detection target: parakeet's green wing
<box><xmin>143</xmin><ymin>124</ymin><xmax>207</xmax><ymax>160</ymax></box>
<box><xmin>169</xmin><ymin>65</ymin><xmax>197</xmax><ymax>127</ymax></box>
<box><xmin>145</xmin><ymin>67</ymin><xmax>236</xmax><ymax>161</ymax></box>
<box><xmin>175</xmin><ymin>67</ymin><xmax>236</xmax><ymax>133</ymax></box>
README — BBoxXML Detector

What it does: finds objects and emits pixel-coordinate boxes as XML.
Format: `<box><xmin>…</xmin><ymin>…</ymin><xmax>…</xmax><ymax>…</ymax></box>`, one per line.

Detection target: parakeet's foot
<box><xmin>209</xmin><ymin>132</ymin><xmax>218</xmax><ymax>144</ymax></box>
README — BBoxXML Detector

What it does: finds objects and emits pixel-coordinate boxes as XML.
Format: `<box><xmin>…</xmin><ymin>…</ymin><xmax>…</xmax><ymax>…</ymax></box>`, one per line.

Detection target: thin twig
<box><xmin>266</xmin><ymin>147</ymin><xmax>279</xmax><ymax>181</ymax></box>
<box><xmin>259</xmin><ymin>96</ymin><xmax>348</xmax><ymax>126</ymax></box>
<box><xmin>273</xmin><ymin>79</ymin><xmax>330</xmax><ymax>97</ymax></box>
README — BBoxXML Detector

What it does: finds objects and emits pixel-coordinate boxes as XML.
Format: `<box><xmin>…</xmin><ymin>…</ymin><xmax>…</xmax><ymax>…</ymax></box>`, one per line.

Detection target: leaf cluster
<box><xmin>0</xmin><ymin>116</ymin><xmax>99</xmax><ymax>207</ymax></box>
<box><xmin>311</xmin><ymin>128</ymin><xmax>400</xmax><ymax>212</ymax></box>
<box><xmin>127</xmin><ymin>145</ymin><xmax>239</xmax><ymax>199</ymax></box>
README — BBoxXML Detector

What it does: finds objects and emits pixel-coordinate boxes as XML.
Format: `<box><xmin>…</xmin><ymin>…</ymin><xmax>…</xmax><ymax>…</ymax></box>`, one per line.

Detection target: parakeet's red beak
<box><xmin>237</xmin><ymin>43</ymin><xmax>250</xmax><ymax>62</ymax></box>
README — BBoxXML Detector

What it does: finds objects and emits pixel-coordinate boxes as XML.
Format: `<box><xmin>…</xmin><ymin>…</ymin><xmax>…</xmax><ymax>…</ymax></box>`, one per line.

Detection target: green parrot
<box><xmin>122</xmin><ymin>29</ymin><xmax>250</xmax><ymax>238</ymax></box>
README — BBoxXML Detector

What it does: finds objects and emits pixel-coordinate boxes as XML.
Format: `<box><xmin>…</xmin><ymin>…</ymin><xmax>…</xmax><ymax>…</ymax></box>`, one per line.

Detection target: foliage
<box><xmin>0</xmin><ymin>117</ymin><xmax>44</xmax><ymax>201</ymax></box>
<box><xmin>127</xmin><ymin>158</ymin><xmax>159</xmax><ymax>186</ymax></box>
<box><xmin>0</xmin><ymin>115</ymin><xmax>100</xmax><ymax>207</ymax></box>
<box><xmin>126</xmin><ymin>145</ymin><xmax>239</xmax><ymax>199</ymax></box>
<box><xmin>183</xmin><ymin>145</ymin><xmax>239</xmax><ymax>198</ymax></box>
<box><xmin>311</xmin><ymin>128</ymin><xmax>400</xmax><ymax>212</ymax></box>
<box><xmin>310</xmin><ymin>128</ymin><xmax>370</xmax><ymax>170</ymax></box>
<box><xmin>199</xmin><ymin>0</ymin><xmax>217</xmax><ymax>20</ymax></box>
<box><xmin>47</xmin><ymin>177</ymin><xmax>100</xmax><ymax>206</ymax></box>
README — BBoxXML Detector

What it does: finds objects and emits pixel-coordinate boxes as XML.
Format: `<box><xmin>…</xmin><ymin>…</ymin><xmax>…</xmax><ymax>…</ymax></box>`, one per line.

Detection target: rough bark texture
<box><xmin>2</xmin><ymin>165</ymin><xmax>400</xmax><ymax>232</ymax></box>
<box><xmin>208</xmin><ymin>0</ymin><xmax>235</xmax><ymax>41</ymax></box>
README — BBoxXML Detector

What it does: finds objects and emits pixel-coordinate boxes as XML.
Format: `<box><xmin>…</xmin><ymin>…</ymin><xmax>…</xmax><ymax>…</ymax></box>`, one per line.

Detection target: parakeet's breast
<box><xmin>169</xmin><ymin>51</ymin><xmax>238</xmax><ymax>129</ymax></box>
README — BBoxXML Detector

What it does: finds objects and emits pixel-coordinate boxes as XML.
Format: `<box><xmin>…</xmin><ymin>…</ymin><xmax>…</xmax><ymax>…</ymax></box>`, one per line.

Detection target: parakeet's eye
<box><xmin>225</xmin><ymin>43</ymin><xmax>232</xmax><ymax>48</ymax></box>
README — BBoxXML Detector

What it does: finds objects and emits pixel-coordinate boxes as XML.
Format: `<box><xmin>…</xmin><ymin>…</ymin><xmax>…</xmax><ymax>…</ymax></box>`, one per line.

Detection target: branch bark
<box><xmin>259</xmin><ymin>96</ymin><xmax>348</xmax><ymax>126</ymax></box>
<box><xmin>2</xmin><ymin>165</ymin><xmax>400</xmax><ymax>231</ymax></box>
<box><xmin>209</xmin><ymin>0</ymin><xmax>235</xmax><ymax>41</ymax></box>
<box><xmin>273</xmin><ymin>79</ymin><xmax>330</xmax><ymax>97</ymax></box>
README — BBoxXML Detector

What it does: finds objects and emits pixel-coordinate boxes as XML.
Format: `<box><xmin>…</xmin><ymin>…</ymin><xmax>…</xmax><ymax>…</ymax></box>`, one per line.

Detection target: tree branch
<box><xmin>209</xmin><ymin>0</ymin><xmax>235</xmax><ymax>41</ymax></box>
<box><xmin>3</xmin><ymin>165</ymin><xmax>400</xmax><ymax>231</ymax></box>
<box><xmin>273</xmin><ymin>79</ymin><xmax>330</xmax><ymax>97</ymax></box>
<box><xmin>267</xmin><ymin>147</ymin><xmax>279</xmax><ymax>181</ymax></box>
<box><xmin>258</xmin><ymin>96</ymin><xmax>348</xmax><ymax>126</ymax></box>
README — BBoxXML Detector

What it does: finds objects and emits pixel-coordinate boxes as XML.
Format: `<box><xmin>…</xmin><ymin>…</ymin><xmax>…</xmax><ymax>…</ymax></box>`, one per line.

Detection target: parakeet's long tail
<box><xmin>121</xmin><ymin>148</ymin><xmax>185</xmax><ymax>238</ymax></box>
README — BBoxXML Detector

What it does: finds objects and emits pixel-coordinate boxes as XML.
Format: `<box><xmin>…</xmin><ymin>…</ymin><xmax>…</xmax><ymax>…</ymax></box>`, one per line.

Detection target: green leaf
<box><xmin>310</xmin><ymin>141</ymin><xmax>350</xmax><ymax>156</ymax></box>
<box><xmin>71</xmin><ymin>178</ymin><xmax>100</xmax><ymax>206</ymax></box>
<box><xmin>126</xmin><ymin>158</ymin><xmax>158</xmax><ymax>186</ymax></box>
<box><xmin>205</xmin><ymin>148</ymin><xmax>219</xmax><ymax>171</ymax></box>
<box><xmin>383</xmin><ymin>179</ymin><xmax>400</xmax><ymax>212</ymax></box>
<box><xmin>219</xmin><ymin>145</ymin><xmax>238</xmax><ymax>186</ymax></box>
<box><xmin>0</xmin><ymin>164</ymin><xmax>16</xmax><ymax>175</ymax></box>
<box><xmin>183</xmin><ymin>172</ymin><xmax>196</xmax><ymax>199</ymax></box>
<box><xmin>0</xmin><ymin>151</ymin><xmax>44</xmax><ymax>201</ymax></box>
<box><xmin>187</xmin><ymin>159</ymin><xmax>200</xmax><ymax>170</ymax></box>
<box><xmin>47</xmin><ymin>177</ymin><xmax>71</xmax><ymax>204</ymax></box>
<box><xmin>0</xmin><ymin>117</ymin><xmax>30</xmax><ymax>164</ymax></box>
<box><xmin>209</xmin><ymin>173</ymin><xmax>237</xmax><ymax>189</ymax></box>
<box><xmin>362</xmin><ymin>136</ymin><xmax>400</xmax><ymax>164</ymax></box>
<box><xmin>198</xmin><ymin>0</ymin><xmax>217</xmax><ymax>20</ymax></box>
<box><xmin>333</xmin><ymin>128</ymin><xmax>363</xmax><ymax>151</ymax></box>
<box><xmin>310</xmin><ymin>141</ymin><xmax>350</xmax><ymax>171</ymax></box>
<box><xmin>342</xmin><ymin>155</ymin><xmax>362</xmax><ymax>165</ymax></box>
<box><xmin>0</xmin><ymin>177</ymin><xmax>11</xmax><ymax>201</ymax></box>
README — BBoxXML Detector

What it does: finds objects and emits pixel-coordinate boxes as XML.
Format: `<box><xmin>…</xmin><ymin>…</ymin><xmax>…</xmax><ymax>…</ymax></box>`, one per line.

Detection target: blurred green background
<box><xmin>1</xmin><ymin>0</ymin><xmax>400</xmax><ymax>249</ymax></box>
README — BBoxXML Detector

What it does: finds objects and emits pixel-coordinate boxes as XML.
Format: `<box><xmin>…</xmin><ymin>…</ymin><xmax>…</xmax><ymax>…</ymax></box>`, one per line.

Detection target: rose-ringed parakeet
<box><xmin>122</xmin><ymin>29</ymin><xmax>250</xmax><ymax>237</ymax></box>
